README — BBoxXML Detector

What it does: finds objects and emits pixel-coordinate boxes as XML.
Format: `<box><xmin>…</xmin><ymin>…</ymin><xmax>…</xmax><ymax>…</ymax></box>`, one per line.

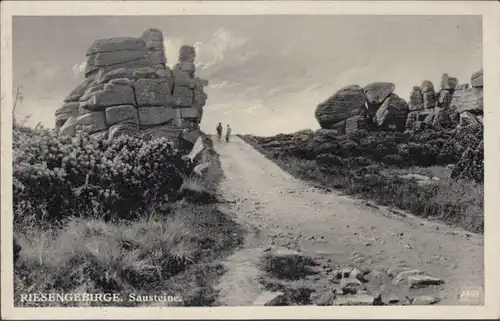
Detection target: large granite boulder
<box><xmin>363</xmin><ymin>82</ymin><xmax>395</xmax><ymax>105</ymax></box>
<box><xmin>408</xmin><ymin>86</ymin><xmax>424</xmax><ymax>111</ymax></box>
<box><xmin>421</xmin><ymin>80</ymin><xmax>436</xmax><ymax>109</ymax></box>
<box><xmin>374</xmin><ymin>93</ymin><xmax>409</xmax><ymax>131</ymax></box>
<box><xmin>315</xmin><ymin>85</ymin><xmax>366</xmax><ymax>129</ymax></box>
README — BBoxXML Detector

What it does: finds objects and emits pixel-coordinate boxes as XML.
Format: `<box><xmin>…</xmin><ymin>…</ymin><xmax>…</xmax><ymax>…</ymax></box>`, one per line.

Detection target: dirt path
<box><xmin>212</xmin><ymin>136</ymin><xmax>484</xmax><ymax>306</ymax></box>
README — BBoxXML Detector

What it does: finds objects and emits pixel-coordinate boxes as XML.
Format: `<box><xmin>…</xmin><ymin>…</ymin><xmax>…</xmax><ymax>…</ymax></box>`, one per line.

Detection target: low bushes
<box><xmin>13</xmin><ymin>127</ymin><xmax>192</xmax><ymax>225</ymax></box>
<box><xmin>241</xmin><ymin>126</ymin><xmax>484</xmax><ymax>233</ymax></box>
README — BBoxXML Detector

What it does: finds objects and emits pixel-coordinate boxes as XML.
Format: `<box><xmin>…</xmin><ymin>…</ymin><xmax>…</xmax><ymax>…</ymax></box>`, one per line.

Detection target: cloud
<box><xmin>193</xmin><ymin>28</ymin><xmax>247</xmax><ymax>70</ymax></box>
<box><xmin>72</xmin><ymin>59</ymin><xmax>87</xmax><ymax>78</ymax></box>
<box><xmin>164</xmin><ymin>37</ymin><xmax>185</xmax><ymax>66</ymax></box>
<box><xmin>208</xmin><ymin>81</ymin><xmax>239</xmax><ymax>90</ymax></box>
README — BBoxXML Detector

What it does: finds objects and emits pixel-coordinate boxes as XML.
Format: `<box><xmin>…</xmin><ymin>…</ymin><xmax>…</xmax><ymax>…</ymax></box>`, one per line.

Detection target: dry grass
<box><xmin>14</xmin><ymin>202</ymin><xmax>244</xmax><ymax>307</ymax></box>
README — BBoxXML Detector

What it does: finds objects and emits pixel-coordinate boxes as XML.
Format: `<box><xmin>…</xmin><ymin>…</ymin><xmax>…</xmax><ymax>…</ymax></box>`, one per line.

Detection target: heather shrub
<box><xmin>13</xmin><ymin>128</ymin><xmax>191</xmax><ymax>225</ymax></box>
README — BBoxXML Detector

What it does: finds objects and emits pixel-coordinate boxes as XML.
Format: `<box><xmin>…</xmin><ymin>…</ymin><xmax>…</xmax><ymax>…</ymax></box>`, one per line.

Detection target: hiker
<box><xmin>216</xmin><ymin>122</ymin><xmax>223</xmax><ymax>141</ymax></box>
<box><xmin>225</xmin><ymin>125</ymin><xmax>232</xmax><ymax>142</ymax></box>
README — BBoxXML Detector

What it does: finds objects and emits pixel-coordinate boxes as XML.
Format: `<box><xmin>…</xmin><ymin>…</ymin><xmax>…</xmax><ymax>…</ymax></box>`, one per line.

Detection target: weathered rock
<box><xmin>140</xmin><ymin>28</ymin><xmax>164</xmax><ymax>43</ymax></box>
<box><xmin>80</xmin><ymin>80</ymin><xmax>135</xmax><ymax>109</ymax></box>
<box><xmin>172</xmin><ymin>65</ymin><xmax>197</xmax><ymax>88</ymax></box>
<box><xmin>148</xmin><ymin>49</ymin><xmax>166</xmax><ymax>66</ymax></box>
<box><xmin>55</xmin><ymin>102</ymin><xmax>80</xmax><ymax>128</ymax></box>
<box><xmin>363</xmin><ymin>82</ymin><xmax>395</xmax><ymax>105</ymax></box>
<box><xmin>310</xmin><ymin>291</ymin><xmax>335</xmax><ymax>306</ymax></box>
<box><xmin>142</xmin><ymin>125</ymin><xmax>181</xmax><ymax>140</ymax></box>
<box><xmin>180</xmin><ymin>107</ymin><xmax>198</xmax><ymax>119</ymax></box>
<box><xmin>179</xmin><ymin>45</ymin><xmax>196</xmax><ymax>63</ymax></box>
<box><xmin>405</xmin><ymin>110</ymin><xmax>431</xmax><ymax>131</ymax></box>
<box><xmin>85</xmin><ymin>57</ymin><xmax>153</xmax><ymax>76</ymax></box>
<box><xmin>459</xmin><ymin>111</ymin><xmax>481</xmax><ymax>127</ymax></box>
<box><xmin>59</xmin><ymin>116</ymin><xmax>78</xmax><ymax>137</ymax></box>
<box><xmin>253</xmin><ymin>291</ymin><xmax>286</xmax><ymax>306</ymax></box>
<box><xmin>408</xmin><ymin>86</ymin><xmax>423</xmax><ymax>110</ymax></box>
<box><xmin>450</xmin><ymin>84</ymin><xmax>469</xmax><ymax>110</ymax></box>
<box><xmin>90</xmin><ymin>130</ymin><xmax>109</xmax><ymax>140</ymax></box>
<box><xmin>96</xmin><ymin>67</ymin><xmax>153</xmax><ymax>84</ymax></box>
<box><xmin>56</xmin><ymin>28</ymin><xmax>209</xmax><ymax>147</ymax></box>
<box><xmin>134</xmin><ymin>78</ymin><xmax>174</xmax><ymax>106</ymax></box>
<box><xmin>340</xmin><ymin>277</ymin><xmax>365</xmax><ymax>294</ymax></box>
<box><xmin>332</xmin><ymin>294</ymin><xmax>375</xmax><ymax>306</ymax></box>
<box><xmin>182</xmin><ymin>129</ymin><xmax>202</xmax><ymax>144</ymax></box>
<box><xmin>193</xmin><ymin>162</ymin><xmax>211</xmax><ymax>177</ymax></box>
<box><xmin>436</xmin><ymin>89</ymin><xmax>453</xmax><ymax>108</ymax></box>
<box><xmin>422</xmin><ymin>91</ymin><xmax>436</xmax><ymax>109</ymax></box>
<box><xmin>439</xmin><ymin>73</ymin><xmax>450</xmax><ymax>89</ymax></box>
<box><xmin>471</xmin><ymin>69</ymin><xmax>483</xmax><ymax>88</ymax></box>
<box><xmin>374</xmin><ymin>93</ymin><xmax>409</xmax><ymax>131</ymax></box>
<box><xmin>411</xmin><ymin>295</ymin><xmax>440</xmax><ymax>305</ymax></box>
<box><xmin>173</xmin><ymin>86</ymin><xmax>194</xmax><ymax>106</ymax></box>
<box><xmin>155</xmin><ymin>68</ymin><xmax>173</xmax><ymax>79</ymax></box>
<box><xmin>86</xmin><ymin>37</ymin><xmax>146</xmax><ymax>55</ymax></box>
<box><xmin>423</xmin><ymin>107</ymin><xmax>454</xmax><ymax>129</ymax></box>
<box><xmin>64</xmin><ymin>77</ymin><xmax>96</xmax><ymax>102</ymax></box>
<box><xmin>421</xmin><ymin>80</ymin><xmax>435</xmax><ymax>93</ymax></box>
<box><xmin>315</xmin><ymin>85</ymin><xmax>366</xmax><ymax>129</ymax></box>
<box><xmin>76</xmin><ymin>111</ymin><xmax>108</xmax><ymax>133</ymax></box>
<box><xmin>392</xmin><ymin>269</ymin><xmax>422</xmax><ymax>285</ymax></box>
<box><xmin>138</xmin><ymin>106</ymin><xmax>176</xmax><ymax>126</ymax></box>
<box><xmin>105</xmin><ymin>105</ymin><xmax>139</xmax><ymax>125</ymax></box>
<box><xmin>88</xmin><ymin>50</ymin><xmax>148</xmax><ymax>67</ymax></box>
<box><xmin>345</xmin><ymin>115</ymin><xmax>366</xmax><ymax>133</ymax></box>
<box><xmin>447</xmin><ymin>77</ymin><xmax>458</xmax><ymax>90</ymax></box>
<box><xmin>109</xmin><ymin>123</ymin><xmax>139</xmax><ymax>139</ymax></box>
<box><xmin>408</xmin><ymin>275</ymin><xmax>444</xmax><ymax>288</ymax></box>
<box><xmin>457</xmin><ymin>87</ymin><xmax>483</xmax><ymax>113</ymax></box>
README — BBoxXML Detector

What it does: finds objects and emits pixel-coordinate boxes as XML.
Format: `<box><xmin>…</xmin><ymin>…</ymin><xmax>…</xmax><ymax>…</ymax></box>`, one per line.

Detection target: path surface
<box><xmin>212</xmin><ymin>136</ymin><xmax>484</xmax><ymax>306</ymax></box>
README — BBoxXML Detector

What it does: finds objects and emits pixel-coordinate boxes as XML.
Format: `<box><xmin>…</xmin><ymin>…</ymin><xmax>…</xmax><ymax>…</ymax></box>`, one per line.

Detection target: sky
<box><xmin>12</xmin><ymin>15</ymin><xmax>482</xmax><ymax>136</ymax></box>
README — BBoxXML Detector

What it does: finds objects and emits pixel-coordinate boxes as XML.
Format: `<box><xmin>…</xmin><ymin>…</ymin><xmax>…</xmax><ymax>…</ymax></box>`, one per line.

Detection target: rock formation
<box><xmin>315</xmin><ymin>69</ymin><xmax>483</xmax><ymax>134</ymax></box>
<box><xmin>55</xmin><ymin>28</ymin><xmax>209</xmax><ymax>146</ymax></box>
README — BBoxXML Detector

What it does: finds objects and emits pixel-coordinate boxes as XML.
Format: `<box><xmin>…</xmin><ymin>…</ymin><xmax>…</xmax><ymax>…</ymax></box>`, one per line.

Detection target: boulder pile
<box><xmin>55</xmin><ymin>28</ymin><xmax>209</xmax><ymax>146</ymax></box>
<box><xmin>315</xmin><ymin>69</ymin><xmax>484</xmax><ymax>134</ymax></box>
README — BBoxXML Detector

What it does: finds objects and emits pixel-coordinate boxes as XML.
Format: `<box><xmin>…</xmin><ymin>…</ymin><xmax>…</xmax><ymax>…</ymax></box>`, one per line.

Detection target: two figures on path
<box><xmin>216</xmin><ymin>122</ymin><xmax>231</xmax><ymax>142</ymax></box>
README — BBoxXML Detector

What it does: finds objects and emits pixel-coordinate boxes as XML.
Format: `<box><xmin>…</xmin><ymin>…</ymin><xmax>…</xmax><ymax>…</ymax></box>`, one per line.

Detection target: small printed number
<box><xmin>459</xmin><ymin>290</ymin><xmax>481</xmax><ymax>299</ymax></box>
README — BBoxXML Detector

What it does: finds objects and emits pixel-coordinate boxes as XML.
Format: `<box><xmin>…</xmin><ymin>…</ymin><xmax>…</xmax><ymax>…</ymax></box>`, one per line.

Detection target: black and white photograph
<box><xmin>1</xmin><ymin>1</ymin><xmax>499</xmax><ymax>319</ymax></box>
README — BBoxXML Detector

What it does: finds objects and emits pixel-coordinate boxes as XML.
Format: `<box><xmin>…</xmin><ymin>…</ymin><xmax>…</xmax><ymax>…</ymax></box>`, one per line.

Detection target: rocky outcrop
<box><xmin>315</xmin><ymin>69</ymin><xmax>483</xmax><ymax>135</ymax></box>
<box><xmin>55</xmin><ymin>28</ymin><xmax>209</xmax><ymax>147</ymax></box>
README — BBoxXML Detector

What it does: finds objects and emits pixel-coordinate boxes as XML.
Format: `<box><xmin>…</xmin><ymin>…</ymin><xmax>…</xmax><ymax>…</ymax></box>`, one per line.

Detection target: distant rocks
<box><xmin>315</xmin><ymin>69</ymin><xmax>484</xmax><ymax>135</ymax></box>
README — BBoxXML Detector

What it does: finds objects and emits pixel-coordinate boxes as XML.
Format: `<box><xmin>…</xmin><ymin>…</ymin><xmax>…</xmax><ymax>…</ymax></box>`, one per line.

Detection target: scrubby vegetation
<box><xmin>13</xmin><ymin>123</ymin><xmax>243</xmax><ymax>307</ymax></box>
<box><xmin>241</xmin><ymin>126</ymin><xmax>483</xmax><ymax>233</ymax></box>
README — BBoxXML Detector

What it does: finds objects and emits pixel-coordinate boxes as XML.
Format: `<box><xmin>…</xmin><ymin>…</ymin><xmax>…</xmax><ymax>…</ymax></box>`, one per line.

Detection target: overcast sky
<box><xmin>13</xmin><ymin>15</ymin><xmax>482</xmax><ymax>135</ymax></box>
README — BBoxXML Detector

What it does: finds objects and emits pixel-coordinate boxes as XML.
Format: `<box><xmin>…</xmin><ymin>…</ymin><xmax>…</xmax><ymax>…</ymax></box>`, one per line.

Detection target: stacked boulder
<box><xmin>55</xmin><ymin>28</ymin><xmax>209</xmax><ymax>146</ymax></box>
<box><xmin>315</xmin><ymin>69</ymin><xmax>483</xmax><ymax>135</ymax></box>
<box><xmin>315</xmin><ymin>82</ymin><xmax>409</xmax><ymax>134</ymax></box>
<box><xmin>454</xmin><ymin>69</ymin><xmax>483</xmax><ymax>128</ymax></box>
<box><xmin>422</xmin><ymin>73</ymin><xmax>458</xmax><ymax>129</ymax></box>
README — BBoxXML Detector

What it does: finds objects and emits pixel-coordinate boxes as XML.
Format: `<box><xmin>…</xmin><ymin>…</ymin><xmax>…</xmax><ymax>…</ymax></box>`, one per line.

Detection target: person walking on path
<box><xmin>216</xmin><ymin>122</ymin><xmax>223</xmax><ymax>141</ymax></box>
<box><xmin>225</xmin><ymin>125</ymin><xmax>232</xmax><ymax>142</ymax></box>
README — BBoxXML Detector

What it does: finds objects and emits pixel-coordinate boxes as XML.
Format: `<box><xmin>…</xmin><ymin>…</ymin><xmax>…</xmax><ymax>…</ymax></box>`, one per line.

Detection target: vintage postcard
<box><xmin>1</xmin><ymin>1</ymin><xmax>499</xmax><ymax>319</ymax></box>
